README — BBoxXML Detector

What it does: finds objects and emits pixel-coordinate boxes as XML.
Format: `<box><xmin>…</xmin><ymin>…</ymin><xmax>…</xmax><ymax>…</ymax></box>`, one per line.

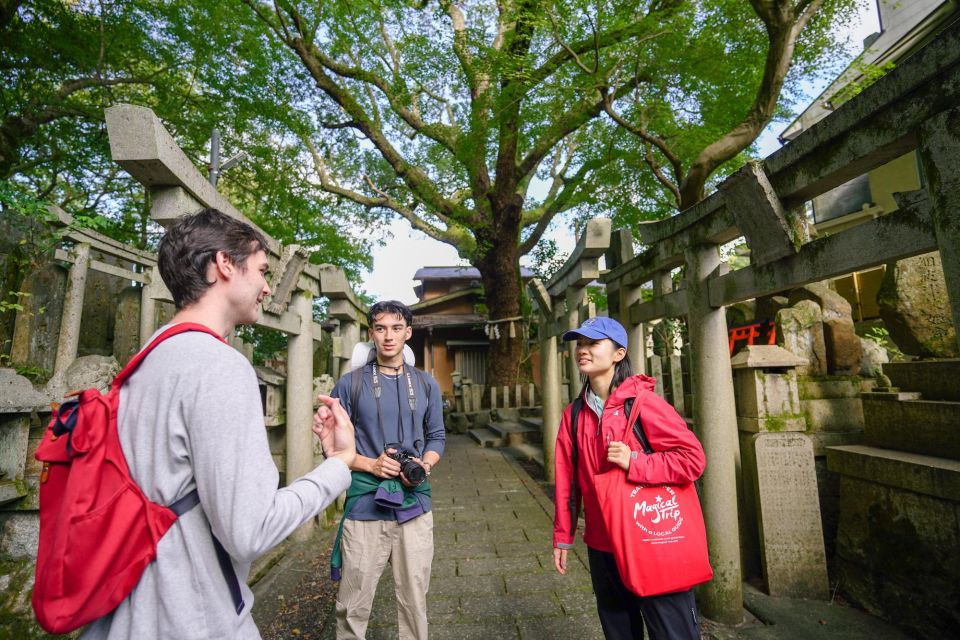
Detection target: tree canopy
<box><xmin>0</xmin><ymin>0</ymin><xmax>374</xmax><ymax>275</ymax></box>
<box><xmin>0</xmin><ymin>0</ymin><xmax>865</xmax><ymax>385</ymax></box>
<box><xmin>244</xmin><ymin>0</ymin><xmax>861</xmax><ymax>385</ymax></box>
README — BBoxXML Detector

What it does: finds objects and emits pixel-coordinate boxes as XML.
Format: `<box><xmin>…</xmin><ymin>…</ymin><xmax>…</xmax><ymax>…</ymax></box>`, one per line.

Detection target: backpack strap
<box><xmin>349</xmin><ymin>365</ymin><xmax>363</xmax><ymax>421</ymax></box>
<box><xmin>348</xmin><ymin>349</ymin><xmax>380</xmax><ymax>421</ymax></box>
<box><xmin>169</xmin><ymin>489</ymin><xmax>201</xmax><ymax>515</ymax></box>
<box><xmin>112</xmin><ymin>323</ymin><xmax>226</xmax><ymax>390</ymax></box>
<box><xmin>410</xmin><ymin>366</ymin><xmax>433</xmax><ymax>452</ymax></box>
<box><xmin>568</xmin><ymin>381</ymin><xmax>589</xmax><ymax>529</ymax></box>
<box><xmin>622</xmin><ymin>397</ymin><xmax>653</xmax><ymax>454</ymax></box>
<box><xmin>168</xmin><ymin>491</ymin><xmax>245</xmax><ymax>614</ymax></box>
<box><xmin>623</xmin><ymin>396</ymin><xmax>653</xmax><ymax>454</ymax></box>
<box><xmin>569</xmin><ymin>397</ymin><xmax>582</xmax><ymax>527</ymax></box>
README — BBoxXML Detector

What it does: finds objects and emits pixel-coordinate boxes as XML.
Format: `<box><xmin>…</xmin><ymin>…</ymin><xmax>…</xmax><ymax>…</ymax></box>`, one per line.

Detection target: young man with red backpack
<box><xmin>46</xmin><ymin>209</ymin><xmax>356</xmax><ymax>639</ymax></box>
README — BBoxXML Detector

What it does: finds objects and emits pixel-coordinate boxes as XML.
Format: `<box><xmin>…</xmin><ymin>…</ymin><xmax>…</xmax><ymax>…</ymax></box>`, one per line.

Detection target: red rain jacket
<box><xmin>552</xmin><ymin>374</ymin><xmax>706</xmax><ymax>552</ymax></box>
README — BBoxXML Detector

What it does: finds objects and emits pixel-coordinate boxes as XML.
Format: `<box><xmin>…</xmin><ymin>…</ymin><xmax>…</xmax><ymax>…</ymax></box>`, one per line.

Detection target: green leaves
<box><xmin>2</xmin><ymin>0</ymin><xmax>374</xmax><ymax>274</ymax></box>
<box><xmin>250</xmin><ymin>0</ymin><xmax>857</xmax><ymax>258</ymax></box>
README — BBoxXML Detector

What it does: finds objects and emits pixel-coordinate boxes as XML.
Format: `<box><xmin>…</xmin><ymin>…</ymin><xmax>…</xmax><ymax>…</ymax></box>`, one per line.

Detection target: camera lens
<box><xmin>403</xmin><ymin>459</ymin><xmax>426</xmax><ymax>485</ymax></box>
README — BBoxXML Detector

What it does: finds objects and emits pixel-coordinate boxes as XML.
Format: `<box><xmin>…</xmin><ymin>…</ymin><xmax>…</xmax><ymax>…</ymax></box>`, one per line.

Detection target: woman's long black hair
<box><xmin>580</xmin><ymin>340</ymin><xmax>633</xmax><ymax>396</ymax></box>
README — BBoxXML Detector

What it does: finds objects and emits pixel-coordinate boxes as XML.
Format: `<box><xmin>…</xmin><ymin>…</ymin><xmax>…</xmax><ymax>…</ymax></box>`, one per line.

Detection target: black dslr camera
<box><xmin>385</xmin><ymin>445</ymin><xmax>426</xmax><ymax>486</ymax></box>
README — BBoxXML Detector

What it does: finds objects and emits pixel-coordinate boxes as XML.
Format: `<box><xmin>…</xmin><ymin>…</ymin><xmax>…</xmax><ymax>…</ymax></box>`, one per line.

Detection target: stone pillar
<box><xmin>639</xmin><ymin>322</ymin><xmax>655</xmax><ymax>377</ymax></box>
<box><xmin>286</xmin><ymin>291</ymin><xmax>316</xmax><ymax>540</ymax></box>
<box><xmin>328</xmin><ymin>319</ymin><xmax>342</xmax><ymax>380</ymax></box>
<box><xmin>113</xmin><ymin>286</ymin><xmax>142</xmax><ymax>365</ymax></box>
<box><xmin>619</xmin><ymin>284</ymin><xmax>645</xmax><ymax>376</ymax></box>
<box><xmin>541</xmin><ymin>329</ymin><xmax>561</xmax><ymax>483</ymax></box>
<box><xmin>565</xmin><ymin>288</ymin><xmax>585</xmax><ymax>401</ymax></box>
<box><xmin>606</xmin><ymin>228</ymin><xmax>645</xmax><ymax>374</ymax></box>
<box><xmin>685</xmin><ymin>243</ymin><xmax>743</xmax><ymax>623</ymax></box>
<box><xmin>140</xmin><ymin>268</ymin><xmax>159</xmax><ymax>347</ymax></box>
<box><xmin>918</xmin><ymin>107</ymin><xmax>960</xmax><ymax>354</ymax></box>
<box><xmin>648</xmin><ymin>354</ymin><xmax>664</xmax><ymax>397</ymax></box>
<box><xmin>668</xmin><ymin>354</ymin><xmax>685</xmax><ymax>416</ymax></box>
<box><xmin>53</xmin><ymin>243</ymin><xmax>91</xmax><ymax>378</ymax></box>
<box><xmin>340</xmin><ymin>318</ymin><xmax>362</xmax><ymax>374</ymax></box>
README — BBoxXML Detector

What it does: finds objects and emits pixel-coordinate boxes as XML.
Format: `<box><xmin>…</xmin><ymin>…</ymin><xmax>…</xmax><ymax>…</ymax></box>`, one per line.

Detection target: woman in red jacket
<box><xmin>552</xmin><ymin>317</ymin><xmax>706</xmax><ymax>640</ymax></box>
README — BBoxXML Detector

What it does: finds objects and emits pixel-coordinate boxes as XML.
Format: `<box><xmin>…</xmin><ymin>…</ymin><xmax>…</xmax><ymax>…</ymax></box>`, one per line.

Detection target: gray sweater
<box><xmin>81</xmin><ymin>329</ymin><xmax>351</xmax><ymax>640</ymax></box>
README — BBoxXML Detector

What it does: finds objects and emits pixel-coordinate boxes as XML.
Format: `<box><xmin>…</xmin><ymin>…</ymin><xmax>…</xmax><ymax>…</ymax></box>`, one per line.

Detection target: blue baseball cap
<box><xmin>562</xmin><ymin>316</ymin><xmax>628</xmax><ymax>348</ymax></box>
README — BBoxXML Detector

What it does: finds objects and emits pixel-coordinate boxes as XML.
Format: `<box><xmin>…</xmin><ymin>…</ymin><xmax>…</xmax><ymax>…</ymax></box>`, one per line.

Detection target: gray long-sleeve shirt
<box><xmin>82</xmin><ymin>329</ymin><xmax>351</xmax><ymax>640</ymax></box>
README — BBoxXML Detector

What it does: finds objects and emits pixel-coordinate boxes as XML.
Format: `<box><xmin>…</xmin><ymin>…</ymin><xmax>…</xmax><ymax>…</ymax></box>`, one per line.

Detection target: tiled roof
<box><xmin>413</xmin><ymin>265</ymin><xmax>535</xmax><ymax>280</ymax></box>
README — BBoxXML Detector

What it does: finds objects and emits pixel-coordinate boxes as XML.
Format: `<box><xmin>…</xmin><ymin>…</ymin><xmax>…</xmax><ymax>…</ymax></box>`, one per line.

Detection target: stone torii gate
<box><xmin>102</xmin><ymin>104</ymin><xmax>366</xmax><ymax>539</ymax></box>
<box><xmin>528</xmin><ymin>219</ymin><xmax>611</xmax><ymax>481</ymax></box>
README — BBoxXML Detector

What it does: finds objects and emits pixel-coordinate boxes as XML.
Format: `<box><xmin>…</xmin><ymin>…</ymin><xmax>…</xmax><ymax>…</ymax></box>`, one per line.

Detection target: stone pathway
<box><xmin>300</xmin><ymin>433</ymin><xmax>912</xmax><ymax>640</ymax></box>
<box><xmin>333</xmin><ymin>433</ymin><xmax>603</xmax><ymax>640</ymax></box>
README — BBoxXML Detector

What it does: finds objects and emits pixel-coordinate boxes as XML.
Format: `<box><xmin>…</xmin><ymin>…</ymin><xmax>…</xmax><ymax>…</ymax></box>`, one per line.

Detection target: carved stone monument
<box><xmin>751</xmin><ymin>432</ymin><xmax>829</xmax><ymax>599</ymax></box>
<box><xmin>877</xmin><ymin>252</ymin><xmax>958</xmax><ymax>357</ymax></box>
<box><xmin>113</xmin><ymin>286</ymin><xmax>142</xmax><ymax>365</ymax></box>
<box><xmin>8</xmin><ymin>263</ymin><xmax>67</xmax><ymax>374</ymax></box>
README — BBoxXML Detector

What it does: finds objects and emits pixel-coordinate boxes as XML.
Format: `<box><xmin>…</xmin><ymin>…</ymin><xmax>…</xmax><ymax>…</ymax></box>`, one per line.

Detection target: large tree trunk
<box><xmin>474</xmin><ymin>219</ymin><xmax>524</xmax><ymax>391</ymax></box>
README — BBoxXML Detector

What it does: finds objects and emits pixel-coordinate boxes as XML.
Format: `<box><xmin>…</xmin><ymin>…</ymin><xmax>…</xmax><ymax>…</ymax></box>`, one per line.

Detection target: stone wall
<box><xmin>827</xmin><ymin>358</ymin><xmax>960</xmax><ymax>638</ymax></box>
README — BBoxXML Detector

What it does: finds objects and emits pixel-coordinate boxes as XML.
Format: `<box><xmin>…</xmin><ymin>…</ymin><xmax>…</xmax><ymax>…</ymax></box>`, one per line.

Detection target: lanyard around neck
<box><xmin>370</xmin><ymin>362</ymin><xmax>420</xmax><ymax>452</ymax></box>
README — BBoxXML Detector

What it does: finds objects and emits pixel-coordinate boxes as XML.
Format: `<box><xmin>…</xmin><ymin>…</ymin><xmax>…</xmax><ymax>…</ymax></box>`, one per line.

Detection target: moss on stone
<box><xmin>760</xmin><ymin>413</ymin><xmax>805</xmax><ymax>432</ymax></box>
<box><xmin>0</xmin><ymin>558</ymin><xmax>66</xmax><ymax>639</ymax></box>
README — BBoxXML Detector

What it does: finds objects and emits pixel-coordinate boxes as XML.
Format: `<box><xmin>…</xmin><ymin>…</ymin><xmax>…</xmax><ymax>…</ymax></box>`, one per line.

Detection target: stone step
<box><xmin>487</xmin><ymin>421</ymin><xmax>542</xmax><ymax>446</ymax></box>
<box><xmin>467</xmin><ymin>428</ymin><xmax>503</xmax><ymax>448</ymax></box>
<box><xmin>826</xmin><ymin>445</ymin><xmax>960</xmax><ymax>502</ymax></box>
<box><xmin>519</xmin><ymin>405</ymin><xmax>542</xmax><ymax>418</ymax></box>
<box><xmin>0</xmin><ymin>479</ymin><xmax>28</xmax><ymax>506</ymax></box>
<box><xmin>519</xmin><ymin>415</ymin><xmax>543</xmax><ymax>431</ymax></box>
<box><xmin>505</xmin><ymin>442</ymin><xmax>544</xmax><ymax>469</ymax></box>
<box><xmin>883</xmin><ymin>359</ymin><xmax>960</xmax><ymax>401</ymax></box>
<box><xmin>862</xmin><ymin>395</ymin><xmax>960</xmax><ymax>460</ymax></box>
<box><xmin>492</xmin><ymin>407</ymin><xmax>520</xmax><ymax>422</ymax></box>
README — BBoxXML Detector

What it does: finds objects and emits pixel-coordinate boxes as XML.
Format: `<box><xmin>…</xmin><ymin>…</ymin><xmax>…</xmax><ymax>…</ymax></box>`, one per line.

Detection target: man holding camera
<box><xmin>331</xmin><ymin>300</ymin><xmax>445</xmax><ymax>640</ymax></box>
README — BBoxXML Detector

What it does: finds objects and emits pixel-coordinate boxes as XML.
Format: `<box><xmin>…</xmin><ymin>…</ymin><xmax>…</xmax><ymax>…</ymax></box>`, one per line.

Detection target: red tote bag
<box><xmin>595</xmin><ymin>404</ymin><xmax>713</xmax><ymax>597</ymax></box>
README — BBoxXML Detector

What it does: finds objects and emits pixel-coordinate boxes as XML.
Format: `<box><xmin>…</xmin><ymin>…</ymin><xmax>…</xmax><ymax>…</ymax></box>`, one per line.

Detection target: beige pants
<box><xmin>335</xmin><ymin>511</ymin><xmax>434</xmax><ymax>640</ymax></box>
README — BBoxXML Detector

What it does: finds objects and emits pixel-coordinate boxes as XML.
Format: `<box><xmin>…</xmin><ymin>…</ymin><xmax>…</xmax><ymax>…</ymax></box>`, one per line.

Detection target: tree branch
<box><xmin>528</xmin><ymin>14</ymin><xmax>673</xmax><ymax>92</ymax></box>
<box><xmin>517</xmin><ymin>69</ymin><xmax>648</xmax><ymax>182</ymax></box>
<box><xmin>280</xmin><ymin>35</ymin><xmax>468</xmax><ymax>224</ymax></box>
<box><xmin>679</xmin><ymin>0</ymin><xmax>823</xmax><ymax>207</ymax></box>
<box><xmin>517</xmin><ymin>153</ymin><xmax>618</xmax><ymax>255</ymax></box>
<box><xmin>301</xmin><ymin>135</ymin><xmax>450</xmax><ymax>241</ymax></box>
<box><xmin>296</xmin><ymin>33</ymin><xmax>459</xmax><ymax>152</ymax></box>
<box><xmin>601</xmin><ymin>90</ymin><xmax>682</xmax><ymax>205</ymax></box>
<box><xmin>441</xmin><ymin>0</ymin><xmax>489</xmax><ymax>99</ymax></box>
<box><xmin>493</xmin><ymin>0</ymin><xmax>538</xmax><ymax>208</ymax></box>
<box><xmin>1</xmin><ymin>73</ymin><xmax>165</xmax><ymax>178</ymax></box>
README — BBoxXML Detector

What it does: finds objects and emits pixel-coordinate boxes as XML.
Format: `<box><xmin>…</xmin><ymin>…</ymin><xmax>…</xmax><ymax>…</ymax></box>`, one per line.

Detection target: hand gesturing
<box><xmin>312</xmin><ymin>395</ymin><xmax>357</xmax><ymax>467</ymax></box>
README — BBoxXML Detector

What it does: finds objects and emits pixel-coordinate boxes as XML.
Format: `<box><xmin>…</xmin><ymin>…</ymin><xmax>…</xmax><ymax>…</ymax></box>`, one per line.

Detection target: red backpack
<box><xmin>32</xmin><ymin>323</ymin><xmax>243</xmax><ymax>634</ymax></box>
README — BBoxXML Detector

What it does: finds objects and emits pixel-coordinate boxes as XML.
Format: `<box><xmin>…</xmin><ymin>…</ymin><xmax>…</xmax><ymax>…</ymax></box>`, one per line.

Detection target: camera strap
<box><xmin>371</xmin><ymin>362</ymin><xmax>420</xmax><ymax>453</ymax></box>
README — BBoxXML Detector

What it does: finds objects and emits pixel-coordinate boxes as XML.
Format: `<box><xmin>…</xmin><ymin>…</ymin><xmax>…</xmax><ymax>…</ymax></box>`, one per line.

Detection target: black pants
<box><xmin>587</xmin><ymin>547</ymin><xmax>700</xmax><ymax>640</ymax></box>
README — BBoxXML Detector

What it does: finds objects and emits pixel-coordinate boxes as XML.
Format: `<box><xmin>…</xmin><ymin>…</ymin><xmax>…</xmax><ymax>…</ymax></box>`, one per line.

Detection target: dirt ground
<box><xmin>253</xmin><ymin>533</ymin><xmax>340</xmax><ymax>640</ymax></box>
